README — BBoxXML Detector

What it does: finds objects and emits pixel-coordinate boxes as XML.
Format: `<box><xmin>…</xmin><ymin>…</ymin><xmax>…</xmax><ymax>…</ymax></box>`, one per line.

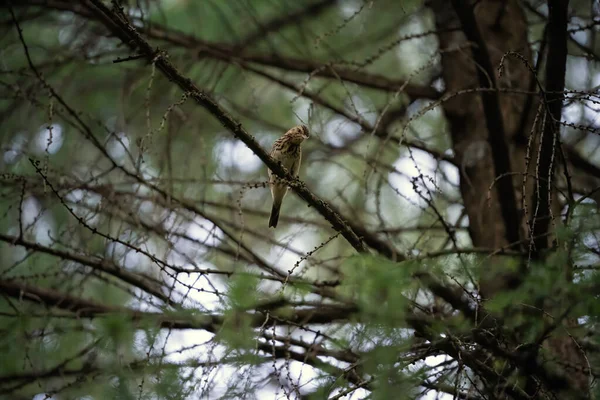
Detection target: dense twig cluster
<box><xmin>0</xmin><ymin>1</ymin><xmax>599</xmax><ymax>399</ymax></box>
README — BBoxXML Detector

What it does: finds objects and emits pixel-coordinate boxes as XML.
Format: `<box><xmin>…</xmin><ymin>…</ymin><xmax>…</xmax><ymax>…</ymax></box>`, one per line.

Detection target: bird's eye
<box><xmin>301</xmin><ymin>125</ymin><xmax>310</xmax><ymax>137</ymax></box>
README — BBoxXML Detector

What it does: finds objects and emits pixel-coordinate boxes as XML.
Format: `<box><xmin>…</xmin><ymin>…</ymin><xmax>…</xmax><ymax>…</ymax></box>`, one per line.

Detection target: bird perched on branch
<box><xmin>268</xmin><ymin>125</ymin><xmax>310</xmax><ymax>228</ymax></box>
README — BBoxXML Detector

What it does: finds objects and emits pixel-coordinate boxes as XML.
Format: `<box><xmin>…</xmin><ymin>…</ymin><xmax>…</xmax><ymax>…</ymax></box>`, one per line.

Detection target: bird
<box><xmin>268</xmin><ymin>124</ymin><xmax>310</xmax><ymax>228</ymax></box>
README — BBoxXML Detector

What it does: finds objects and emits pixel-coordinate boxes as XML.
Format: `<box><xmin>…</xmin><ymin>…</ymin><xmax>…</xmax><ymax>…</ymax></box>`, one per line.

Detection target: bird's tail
<box><xmin>269</xmin><ymin>200</ymin><xmax>281</xmax><ymax>228</ymax></box>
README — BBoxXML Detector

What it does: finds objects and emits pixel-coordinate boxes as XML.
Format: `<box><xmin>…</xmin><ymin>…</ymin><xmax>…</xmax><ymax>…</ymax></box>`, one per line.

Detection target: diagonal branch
<box><xmin>78</xmin><ymin>0</ymin><xmax>367</xmax><ymax>253</ymax></box>
<box><xmin>5</xmin><ymin>0</ymin><xmax>439</xmax><ymax>100</ymax></box>
<box><xmin>234</xmin><ymin>0</ymin><xmax>337</xmax><ymax>49</ymax></box>
<box><xmin>217</xmin><ymin>52</ymin><xmax>441</xmax><ymax>99</ymax></box>
<box><xmin>0</xmin><ymin>232</ymin><xmax>174</xmax><ymax>306</ymax></box>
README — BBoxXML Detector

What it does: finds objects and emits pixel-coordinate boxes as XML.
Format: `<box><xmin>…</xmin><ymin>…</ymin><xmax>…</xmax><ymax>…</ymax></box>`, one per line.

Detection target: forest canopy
<box><xmin>0</xmin><ymin>0</ymin><xmax>599</xmax><ymax>399</ymax></box>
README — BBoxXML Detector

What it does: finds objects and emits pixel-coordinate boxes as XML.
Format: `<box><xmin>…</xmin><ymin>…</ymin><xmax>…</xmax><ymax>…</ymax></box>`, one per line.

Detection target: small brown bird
<box><xmin>268</xmin><ymin>125</ymin><xmax>310</xmax><ymax>228</ymax></box>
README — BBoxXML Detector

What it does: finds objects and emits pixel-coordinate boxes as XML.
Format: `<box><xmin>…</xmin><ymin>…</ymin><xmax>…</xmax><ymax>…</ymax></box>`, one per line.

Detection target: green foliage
<box><xmin>342</xmin><ymin>255</ymin><xmax>417</xmax><ymax>326</ymax></box>
<box><xmin>0</xmin><ymin>1</ymin><xmax>599</xmax><ymax>399</ymax></box>
<box><xmin>155</xmin><ymin>366</ymin><xmax>188</xmax><ymax>400</ymax></box>
<box><xmin>97</xmin><ymin>315</ymin><xmax>136</xmax><ymax>355</ymax></box>
<box><xmin>225</xmin><ymin>273</ymin><xmax>262</xmax><ymax>310</ymax></box>
<box><xmin>363</xmin><ymin>350</ymin><xmax>421</xmax><ymax>400</ymax></box>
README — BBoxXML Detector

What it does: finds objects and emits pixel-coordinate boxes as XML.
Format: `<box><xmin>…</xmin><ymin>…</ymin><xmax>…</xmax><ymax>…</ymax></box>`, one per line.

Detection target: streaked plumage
<box><xmin>268</xmin><ymin>125</ymin><xmax>310</xmax><ymax>228</ymax></box>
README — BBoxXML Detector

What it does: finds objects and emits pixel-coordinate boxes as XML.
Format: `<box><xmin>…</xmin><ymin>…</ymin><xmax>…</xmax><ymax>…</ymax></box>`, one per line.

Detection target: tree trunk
<box><xmin>430</xmin><ymin>0</ymin><xmax>590</xmax><ymax>397</ymax></box>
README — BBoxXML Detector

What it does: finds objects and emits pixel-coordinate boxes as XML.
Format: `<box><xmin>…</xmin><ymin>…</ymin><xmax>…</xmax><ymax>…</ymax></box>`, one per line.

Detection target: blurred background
<box><xmin>0</xmin><ymin>0</ymin><xmax>599</xmax><ymax>399</ymax></box>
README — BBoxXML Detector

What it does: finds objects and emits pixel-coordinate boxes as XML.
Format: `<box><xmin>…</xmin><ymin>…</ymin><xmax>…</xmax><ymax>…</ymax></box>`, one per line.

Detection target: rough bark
<box><xmin>431</xmin><ymin>0</ymin><xmax>533</xmax><ymax>293</ymax></box>
<box><xmin>430</xmin><ymin>0</ymin><xmax>589</xmax><ymax>397</ymax></box>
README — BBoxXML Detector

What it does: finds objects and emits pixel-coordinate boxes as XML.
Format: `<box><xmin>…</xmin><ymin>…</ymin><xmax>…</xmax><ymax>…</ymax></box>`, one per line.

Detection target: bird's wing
<box><xmin>290</xmin><ymin>153</ymin><xmax>301</xmax><ymax>177</ymax></box>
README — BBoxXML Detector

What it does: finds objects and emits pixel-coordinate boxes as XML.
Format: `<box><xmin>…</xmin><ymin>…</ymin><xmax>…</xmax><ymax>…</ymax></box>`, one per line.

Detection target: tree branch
<box><xmin>530</xmin><ymin>0</ymin><xmax>569</xmax><ymax>254</ymax></box>
<box><xmin>0</xmin><ymin>232</ymin><xmax>173</xmax><ymax>306</ymax></box>
<box><xmin>78</xmin><ymin>0</ymin><xmax>368</xmax><ymax>253</ymax></box>
<box><xmin>234</xmin><ymin>0</ymin><xmax>338</xmax><ymax>49</ymax></box>
<box><xmin>6</xmin><ymin>0</ymin><xmax>439</xmax><ymax>100</ymax></box>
